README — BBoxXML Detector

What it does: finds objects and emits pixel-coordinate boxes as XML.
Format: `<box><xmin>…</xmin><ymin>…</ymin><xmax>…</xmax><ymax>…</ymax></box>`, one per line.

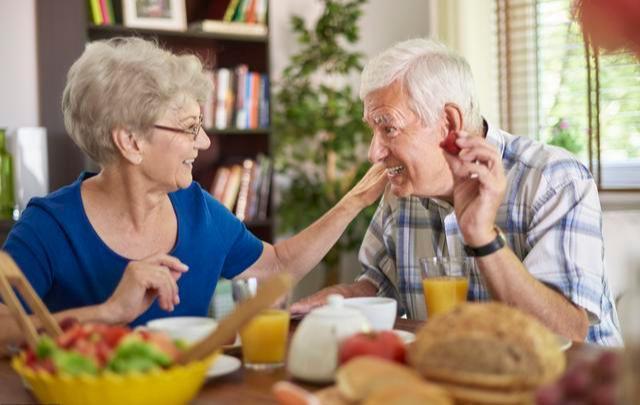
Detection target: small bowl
<box><xmin>146</xmin><ymin>317</ymin><xmax>217</xmax><ymax>345</ymax></box>
<box><xmin>343</xmin><ymin>297</ymin><xmax>397</xmax><ymax>331</ymax></box>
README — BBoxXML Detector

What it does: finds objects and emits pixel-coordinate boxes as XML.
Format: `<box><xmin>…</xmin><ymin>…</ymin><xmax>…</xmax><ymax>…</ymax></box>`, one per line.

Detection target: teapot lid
<box><xmin>310</xmin><ymin>294</ymin><xmax>367</xmax><ymax>320</ymax></box>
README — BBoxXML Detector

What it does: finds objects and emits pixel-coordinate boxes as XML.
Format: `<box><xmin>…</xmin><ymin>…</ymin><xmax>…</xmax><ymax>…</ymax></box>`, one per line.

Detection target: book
<box><xmin>214</xmin><ymin>68</ymin><xmax>232</xmax><ymax>129</ymax></box>
<box><xmin>88</xmin><ymin>0</ymin><xmax>103</xmax><ymax>25</ymax></box>
<box><xmin>244</xmin><ymin>159</ymin><xmax>261</xmax><ymax>221</ymax></box>
<box><xmin>233</xmin><ymin>0</ymin><xmax>250</xmax><ymax>21</ymax></box>
<box><xmin>234</xmin><ymin>159</ymin><xmax>255</xmax><ymax>221</ymax></box>
<box><xmin>257</xmin><ymin>156</ymin><xmax>272</xmax><ymax>220</ymax></box>
<box><xmin>255</xmin><ymin>0</ymin><xmax>268</xmax><ymax>25</ymax></box>
<box><xmin>210</xmin><ymin>166</ymin><xmax>230</xmax><ymax>201</ymax></box>
<box><xmin>234</xmin><ymin>65</ymin><xmax>249</xmax><ymax>129</ymax></box>
<box><xmin>259</xmin><ymin>74</ymin><xmax>270</xmax><ymax>128</ymax></box>
<box><xmin>249</xmin><ymin>72</ymin><xmax>260</xmax><ymax>128</ymax></box>
<box><xmin>244</xmin><ymin>0</ymin><xmax>258</xmax><ymax>24</ymax></box>
<box><xmin>223</xmin><ymin>0</ymin><xmax>242</xmax><ymax>22</ymax></box>
<box><xmin>98</xmin><ymin>0</ymin><xmax>111</xmax><ymax>24</ymax></box>
<box><xmin>222</xmin><ymin>164</ymin><xmax>243</xmax><ymax>210</ymax></box>
<box><xmin>189</xmin><ymin>20</ymin><xmax>267</xmax><ymax>38</ymax></box>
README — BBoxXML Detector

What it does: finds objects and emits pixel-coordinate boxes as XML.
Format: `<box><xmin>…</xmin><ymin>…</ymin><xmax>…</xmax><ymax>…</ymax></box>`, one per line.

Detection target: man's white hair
<box><xmin>359</xmin><ymin>38</ymin><xmax>482</xmax><ymax>132</ymax></box>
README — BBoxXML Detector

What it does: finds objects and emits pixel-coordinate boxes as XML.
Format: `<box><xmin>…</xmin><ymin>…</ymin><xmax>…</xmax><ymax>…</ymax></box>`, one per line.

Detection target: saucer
<box><xmin>392</xmin><ymin>329</ymin><xmax>416</xmax><ymax>344</ymax></box>
<box><xmin>207</xmin><ymin>354</ymin><xmax>241</xmax><ymax>378</ymax></box>
<box><xmin>555</xmin><ymin>334</ymin><xmax>572</xmax><ymax>352</ymax></box>
<box><xmin>222</xmin><ymin>334</ymin><xmax>242</xmax><ymax>350</ymax></box>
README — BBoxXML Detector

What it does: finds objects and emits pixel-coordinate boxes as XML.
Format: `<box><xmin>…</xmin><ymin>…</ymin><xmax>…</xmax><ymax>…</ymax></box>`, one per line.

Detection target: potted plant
<box><xmin>273</xmin><ymin>0</ymin><xmax>373</xmax><ymax>285</ymax></box>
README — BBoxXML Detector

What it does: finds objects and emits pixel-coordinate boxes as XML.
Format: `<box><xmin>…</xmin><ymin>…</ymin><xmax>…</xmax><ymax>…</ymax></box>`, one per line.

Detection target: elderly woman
<box><xmin>0</xmin><ymin>37</ymin><xmax>386</xmax><ymax>348</ymax></box>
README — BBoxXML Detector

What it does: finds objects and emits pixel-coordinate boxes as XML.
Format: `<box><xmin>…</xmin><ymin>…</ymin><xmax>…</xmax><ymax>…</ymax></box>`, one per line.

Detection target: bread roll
<box><xmin>335</xmin><ymin>356</ymin><xmax>424</xmax><ymax>401</ymax></box>
<box><xmin>408</xmin><ymin>303</ymin><xmax>565</xmax><ymax>389</ymax></box>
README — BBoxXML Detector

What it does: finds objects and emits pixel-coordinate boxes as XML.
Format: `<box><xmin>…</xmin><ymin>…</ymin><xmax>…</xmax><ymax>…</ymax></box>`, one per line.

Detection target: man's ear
<box><xmin>112</xmin><ymin>128</ymin><xmax>144</xmax><ymax>165</ymax></box>
<box><xmin>443</xmin><ymin>103</ymin><xmax>464</xmax><ymax>136</ymax></box>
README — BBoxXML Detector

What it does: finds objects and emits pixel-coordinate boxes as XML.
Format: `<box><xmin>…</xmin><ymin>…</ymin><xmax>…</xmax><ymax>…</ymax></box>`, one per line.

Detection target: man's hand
<box><xmin>103</xmin><ymin>253</ymin><xmax>189</xmax><ymax>324</ymax></box>
<box><xmin>442</xmin><ymin>132</ymin><xmax>507</xmax><ymax>246</ymax></box>
<box><xmin>341</xmin><ymin>163</ymin><xmax>388</xmax><ymax>211</ymax></box>
<box><xmin>290</xmin><ymin>281</ymin><xmax>378</xmax><ymax>316</ymax></box>
<box><xmin>290</xmin><ymin>286</ymin><xmax>343</xmax><ymax>316</ymax></box>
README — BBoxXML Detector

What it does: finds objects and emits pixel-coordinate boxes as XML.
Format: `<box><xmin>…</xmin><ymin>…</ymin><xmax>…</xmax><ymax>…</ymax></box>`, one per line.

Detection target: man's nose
<box><xmin>368</xmin><ymin>133</ymin><xmax>388</xmax><ymax>163</ymax></box>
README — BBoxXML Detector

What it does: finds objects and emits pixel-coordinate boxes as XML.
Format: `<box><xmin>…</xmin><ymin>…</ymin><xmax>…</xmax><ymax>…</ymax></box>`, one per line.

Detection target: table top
<box><xmin>0</xmin><ymin>319</ymin><xmax>604</xmax><ymax>405</ymax></box>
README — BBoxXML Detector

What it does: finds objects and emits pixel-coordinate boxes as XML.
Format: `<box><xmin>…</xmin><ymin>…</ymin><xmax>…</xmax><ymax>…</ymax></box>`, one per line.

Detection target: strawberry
<box><xmin>440</xmin><ymin>131</ymin><xmax>461</xmax><ymax>155</ymax></box>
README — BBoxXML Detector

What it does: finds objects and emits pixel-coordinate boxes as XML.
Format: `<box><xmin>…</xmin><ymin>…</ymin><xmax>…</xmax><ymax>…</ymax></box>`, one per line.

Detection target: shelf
<box><xmin>87</xmin><ymin>24</ymin><xmax>267</xmax><ymax>43</ymax></box>
<box><xmin>206</xmin><ymin>128</ymin><xmax>271</xmax><ymax>136</ymax></box>
<box><xmin>245</xmin><ymin>219</ymin><xmax>272</xmax><ymax>227</ymax></box>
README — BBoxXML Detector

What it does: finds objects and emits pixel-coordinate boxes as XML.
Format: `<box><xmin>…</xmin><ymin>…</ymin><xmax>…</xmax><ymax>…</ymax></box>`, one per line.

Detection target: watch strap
<box><xmin>463</xmin><ymin>227</ymin><xmax>506</xmax><ymax>257</ymax></box>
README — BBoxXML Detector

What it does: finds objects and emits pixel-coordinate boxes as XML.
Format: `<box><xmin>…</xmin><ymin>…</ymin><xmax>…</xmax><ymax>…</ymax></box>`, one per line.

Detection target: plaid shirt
<box><xmin>357</xmin><ymin>121</ymin><xmax>623</xmax><ymax>346</ymax></box>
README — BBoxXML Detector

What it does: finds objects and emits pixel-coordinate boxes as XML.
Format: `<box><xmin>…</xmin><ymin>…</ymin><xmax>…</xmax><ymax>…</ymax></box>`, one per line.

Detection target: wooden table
<box><xmin>0</xmin><ymin>319</ymin><xmax>604</xmax><ymax>405</ymax></box>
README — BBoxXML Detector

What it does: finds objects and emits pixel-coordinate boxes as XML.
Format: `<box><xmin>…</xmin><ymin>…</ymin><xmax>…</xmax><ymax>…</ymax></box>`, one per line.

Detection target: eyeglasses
<box><xmin>153</xmin><ymin>114</ymin><xmax>204</xmax><ymax>141</ymax></box>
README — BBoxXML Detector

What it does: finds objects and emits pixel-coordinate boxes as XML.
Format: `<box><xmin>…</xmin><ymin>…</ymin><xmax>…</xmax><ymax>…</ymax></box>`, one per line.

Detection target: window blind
<box><xmin>496</xmin><ymin>0</ymin><xmax>640</xmax><ymax>190</ymax></box>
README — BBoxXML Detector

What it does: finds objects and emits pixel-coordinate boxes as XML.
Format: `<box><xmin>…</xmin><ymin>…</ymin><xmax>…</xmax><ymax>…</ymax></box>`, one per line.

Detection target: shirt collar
<box><xmin>484</xmin><ymin>119</ymin><xmax>506</xmax><ymax>160</ymax></box>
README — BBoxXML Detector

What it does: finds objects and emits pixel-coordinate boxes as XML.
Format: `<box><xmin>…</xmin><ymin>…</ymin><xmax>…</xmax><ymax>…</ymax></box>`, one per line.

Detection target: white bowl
<box><xmin>146</xmin><ymin>316</ymin><xmax>217</xmax><ymax>344</ymax></box>
<box><xmin>343</xmin><ymin>297</ymin><xmax>397</xmax><ymax>331</ymax></box>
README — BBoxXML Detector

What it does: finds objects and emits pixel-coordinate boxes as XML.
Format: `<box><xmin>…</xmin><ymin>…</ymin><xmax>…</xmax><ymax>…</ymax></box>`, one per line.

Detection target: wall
<box><xmin>430</xmin><ymin>0</ymin><xmax>500</xmax><ymax>125</ymax></box>
<box><xmin>270</xmin><ymin>0</ymin><xmax>431</xmax><ymax>84</ymax></box>
<box><xmin>0</xmin><ymin>0</ymin><xmax>38</xmax><ymax>128</ymax></box>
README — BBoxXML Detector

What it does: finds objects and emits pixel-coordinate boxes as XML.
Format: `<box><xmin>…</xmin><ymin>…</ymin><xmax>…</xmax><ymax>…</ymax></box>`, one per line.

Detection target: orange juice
<box><xmin>240</xmin><ymin>309</ymin><xmax>290</xmax><ymax>366</ymax></box>
<box><xmin>422</xmin><ymin>276</ymin><xmax>469</xmax><ymax>317</ymax></box>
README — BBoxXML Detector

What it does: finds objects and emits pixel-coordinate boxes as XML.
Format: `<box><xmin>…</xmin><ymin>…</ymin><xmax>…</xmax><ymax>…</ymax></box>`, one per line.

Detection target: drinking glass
<box><xmin>232</xmin><ymin>277</ymin><xmax>290</xmax><ymax>370</ymax></box>
<box><xmin>419</xmin><ymin>257</ymin><xmax>473</xmax><ymax>317</ymax></box>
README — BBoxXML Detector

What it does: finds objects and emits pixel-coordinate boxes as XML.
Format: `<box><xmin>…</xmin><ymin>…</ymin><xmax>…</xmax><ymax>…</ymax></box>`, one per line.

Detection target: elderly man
<box><xmin>294</xmin><ymin>38</ymin><xmax>622</xmax><ymax>346</ymax></box>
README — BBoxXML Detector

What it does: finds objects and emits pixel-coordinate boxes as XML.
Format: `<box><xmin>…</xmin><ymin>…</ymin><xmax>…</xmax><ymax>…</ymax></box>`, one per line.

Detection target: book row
<box><xmin>202</xmin><ymin>66</ymin><xmax>270</xmax><ymax>131</ymax></box>
<box><xmin>210</xmin><ymin>155</ymin><xmax>272</xmax><ymax>222</ymax></box>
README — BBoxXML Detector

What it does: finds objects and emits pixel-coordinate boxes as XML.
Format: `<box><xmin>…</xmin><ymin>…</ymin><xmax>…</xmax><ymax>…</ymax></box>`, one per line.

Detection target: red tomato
<box><xmin>440</xmin><ymin>131</ymin><xmax>461</xmax><ymax>155</ymax></box>
<box><xmin>95</xmin><ymin>340</ymin><xmax>113</xmax><ymax>367</ymax></box>
<box><xmin>57</xmin><ymin>324</ymin><xmax>89</xmax><ymax>349</ymax></box>
<box><xmin>339</xmin><ymin>331</ymin><xmax>406</xmax><ymax>365</ymax></box>
<box><xmin>102</xmin><ymin>326</ymin><xmax>129</xmax><ymax>349</ymax></box>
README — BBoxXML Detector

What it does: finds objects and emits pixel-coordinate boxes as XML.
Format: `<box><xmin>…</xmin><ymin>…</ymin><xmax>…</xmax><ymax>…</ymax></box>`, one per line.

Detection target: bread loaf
<box><xmin>408</xmin><ymin>303</ymin><xmax>565</xmax><ymax>389</ymax></box>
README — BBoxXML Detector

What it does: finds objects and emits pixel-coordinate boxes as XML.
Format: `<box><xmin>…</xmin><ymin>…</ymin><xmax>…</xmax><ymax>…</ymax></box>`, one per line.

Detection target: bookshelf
<box><xmin>36</xmin><ymin>0</ymin><xmax>274</xmax><ymax>242</ymax></box>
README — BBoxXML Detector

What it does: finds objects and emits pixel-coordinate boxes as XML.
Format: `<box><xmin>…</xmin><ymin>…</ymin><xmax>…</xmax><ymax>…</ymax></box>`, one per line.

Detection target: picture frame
<box><xmin>122</xmin><ymin>0</ymin><xmax>187</xmax><ymax>31</ymax></box>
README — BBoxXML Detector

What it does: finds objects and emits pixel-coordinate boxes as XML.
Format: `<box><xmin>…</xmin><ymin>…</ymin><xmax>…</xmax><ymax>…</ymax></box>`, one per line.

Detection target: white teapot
<box><xmin>287</xmin><ymin>294</ymin><xmax>371</xmax><ymax>383</ymax></box>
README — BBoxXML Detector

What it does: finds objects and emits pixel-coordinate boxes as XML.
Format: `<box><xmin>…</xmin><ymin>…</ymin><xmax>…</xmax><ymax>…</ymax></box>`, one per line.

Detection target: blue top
<box><xmin>2</xmin><ymin>173</ymin><xmax>263</xmax><ymax>326</ymax></box>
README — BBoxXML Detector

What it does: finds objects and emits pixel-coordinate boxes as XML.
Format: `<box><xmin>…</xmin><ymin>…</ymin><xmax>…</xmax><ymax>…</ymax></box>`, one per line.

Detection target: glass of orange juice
<box><xmin>232</xmin><ymin>277</ymin><xmax>290</xmax><ymax>370</ymax></box>
<box><xmin>419</xmin><ymin>257</ymin><xmax>473</xmax><ymax>318</ymax></box>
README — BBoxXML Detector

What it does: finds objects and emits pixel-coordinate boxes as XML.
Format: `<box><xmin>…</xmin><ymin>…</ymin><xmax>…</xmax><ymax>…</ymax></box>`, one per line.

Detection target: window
<box><xmin>496</xmin><ymin>0</ymin><xmax>640</xmax><ymax>190</ymax></box>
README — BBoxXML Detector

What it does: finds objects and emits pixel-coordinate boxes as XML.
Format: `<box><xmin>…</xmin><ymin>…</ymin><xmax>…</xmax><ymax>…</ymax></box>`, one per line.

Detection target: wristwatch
<box><xmin>463</xmin><ymin>226</ymin><xmax>506</xmax><ymax>257</ymax></box>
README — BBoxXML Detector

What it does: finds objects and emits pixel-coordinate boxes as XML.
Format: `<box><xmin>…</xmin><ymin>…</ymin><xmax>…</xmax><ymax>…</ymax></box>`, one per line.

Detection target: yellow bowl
<box><xmin>12</xmin><ymin>352</ymin><xmax>218</xmax><ymax>405</ymax></box>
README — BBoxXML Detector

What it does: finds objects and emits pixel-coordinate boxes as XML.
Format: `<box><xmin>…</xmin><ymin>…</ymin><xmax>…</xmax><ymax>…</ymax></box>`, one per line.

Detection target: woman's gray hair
<box><xmin>359</xmin><ymin>38</ymin><xmax>482</xmax><ymax>132</ymax></box>
<box><xmin>62</xmin><ymin>37</ymin><xmax>212</xmax><ymax>165</ymax></box>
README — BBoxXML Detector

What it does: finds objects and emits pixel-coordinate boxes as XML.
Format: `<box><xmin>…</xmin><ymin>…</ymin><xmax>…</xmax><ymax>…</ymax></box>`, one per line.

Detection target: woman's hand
<box><xmin>442</xmin><ymin>133</ymin><xmax>507</xmax><ymax>246</ymax></box>
<box><xmin>103</xmin><ymin>253</ymin><xmax>189</xmax><ymax>324</ymax></box>
<box><xmin>341</xmin><ymin>163</ymin><xmax>388</xmax><ymax>211</ymax></box>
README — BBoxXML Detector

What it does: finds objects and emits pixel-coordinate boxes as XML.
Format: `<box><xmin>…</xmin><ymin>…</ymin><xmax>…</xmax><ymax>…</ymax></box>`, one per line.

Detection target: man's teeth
<box><xmin>183</xmin><ymin>159</ymin><xmax>194</xmax><ymax>165</ymax></box>
<box><xmin>387</xmin><ymin>165</ymin><xmax>404</xmax><ymax>176</ymax></box>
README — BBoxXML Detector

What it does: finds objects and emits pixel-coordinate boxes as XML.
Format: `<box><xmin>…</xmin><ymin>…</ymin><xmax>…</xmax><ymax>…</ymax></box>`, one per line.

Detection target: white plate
<box><xmin>206</xmin><ymin>354</ymin><xmax>241</xmax><ymax>378</ymax></box>
<box><xmin>393</xmin><ymin>329</ymin><xmax>416</xmax><ymax>344</ymax></box>
<box><xmin>556</xmin><ymin>334</ymin><xmax>572</xmax><ymax>352</ymax></box>
<box><xmin>222</xmin><ymin>334</ymin><xmax>242</xmax><ymax>349</ymax></box>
